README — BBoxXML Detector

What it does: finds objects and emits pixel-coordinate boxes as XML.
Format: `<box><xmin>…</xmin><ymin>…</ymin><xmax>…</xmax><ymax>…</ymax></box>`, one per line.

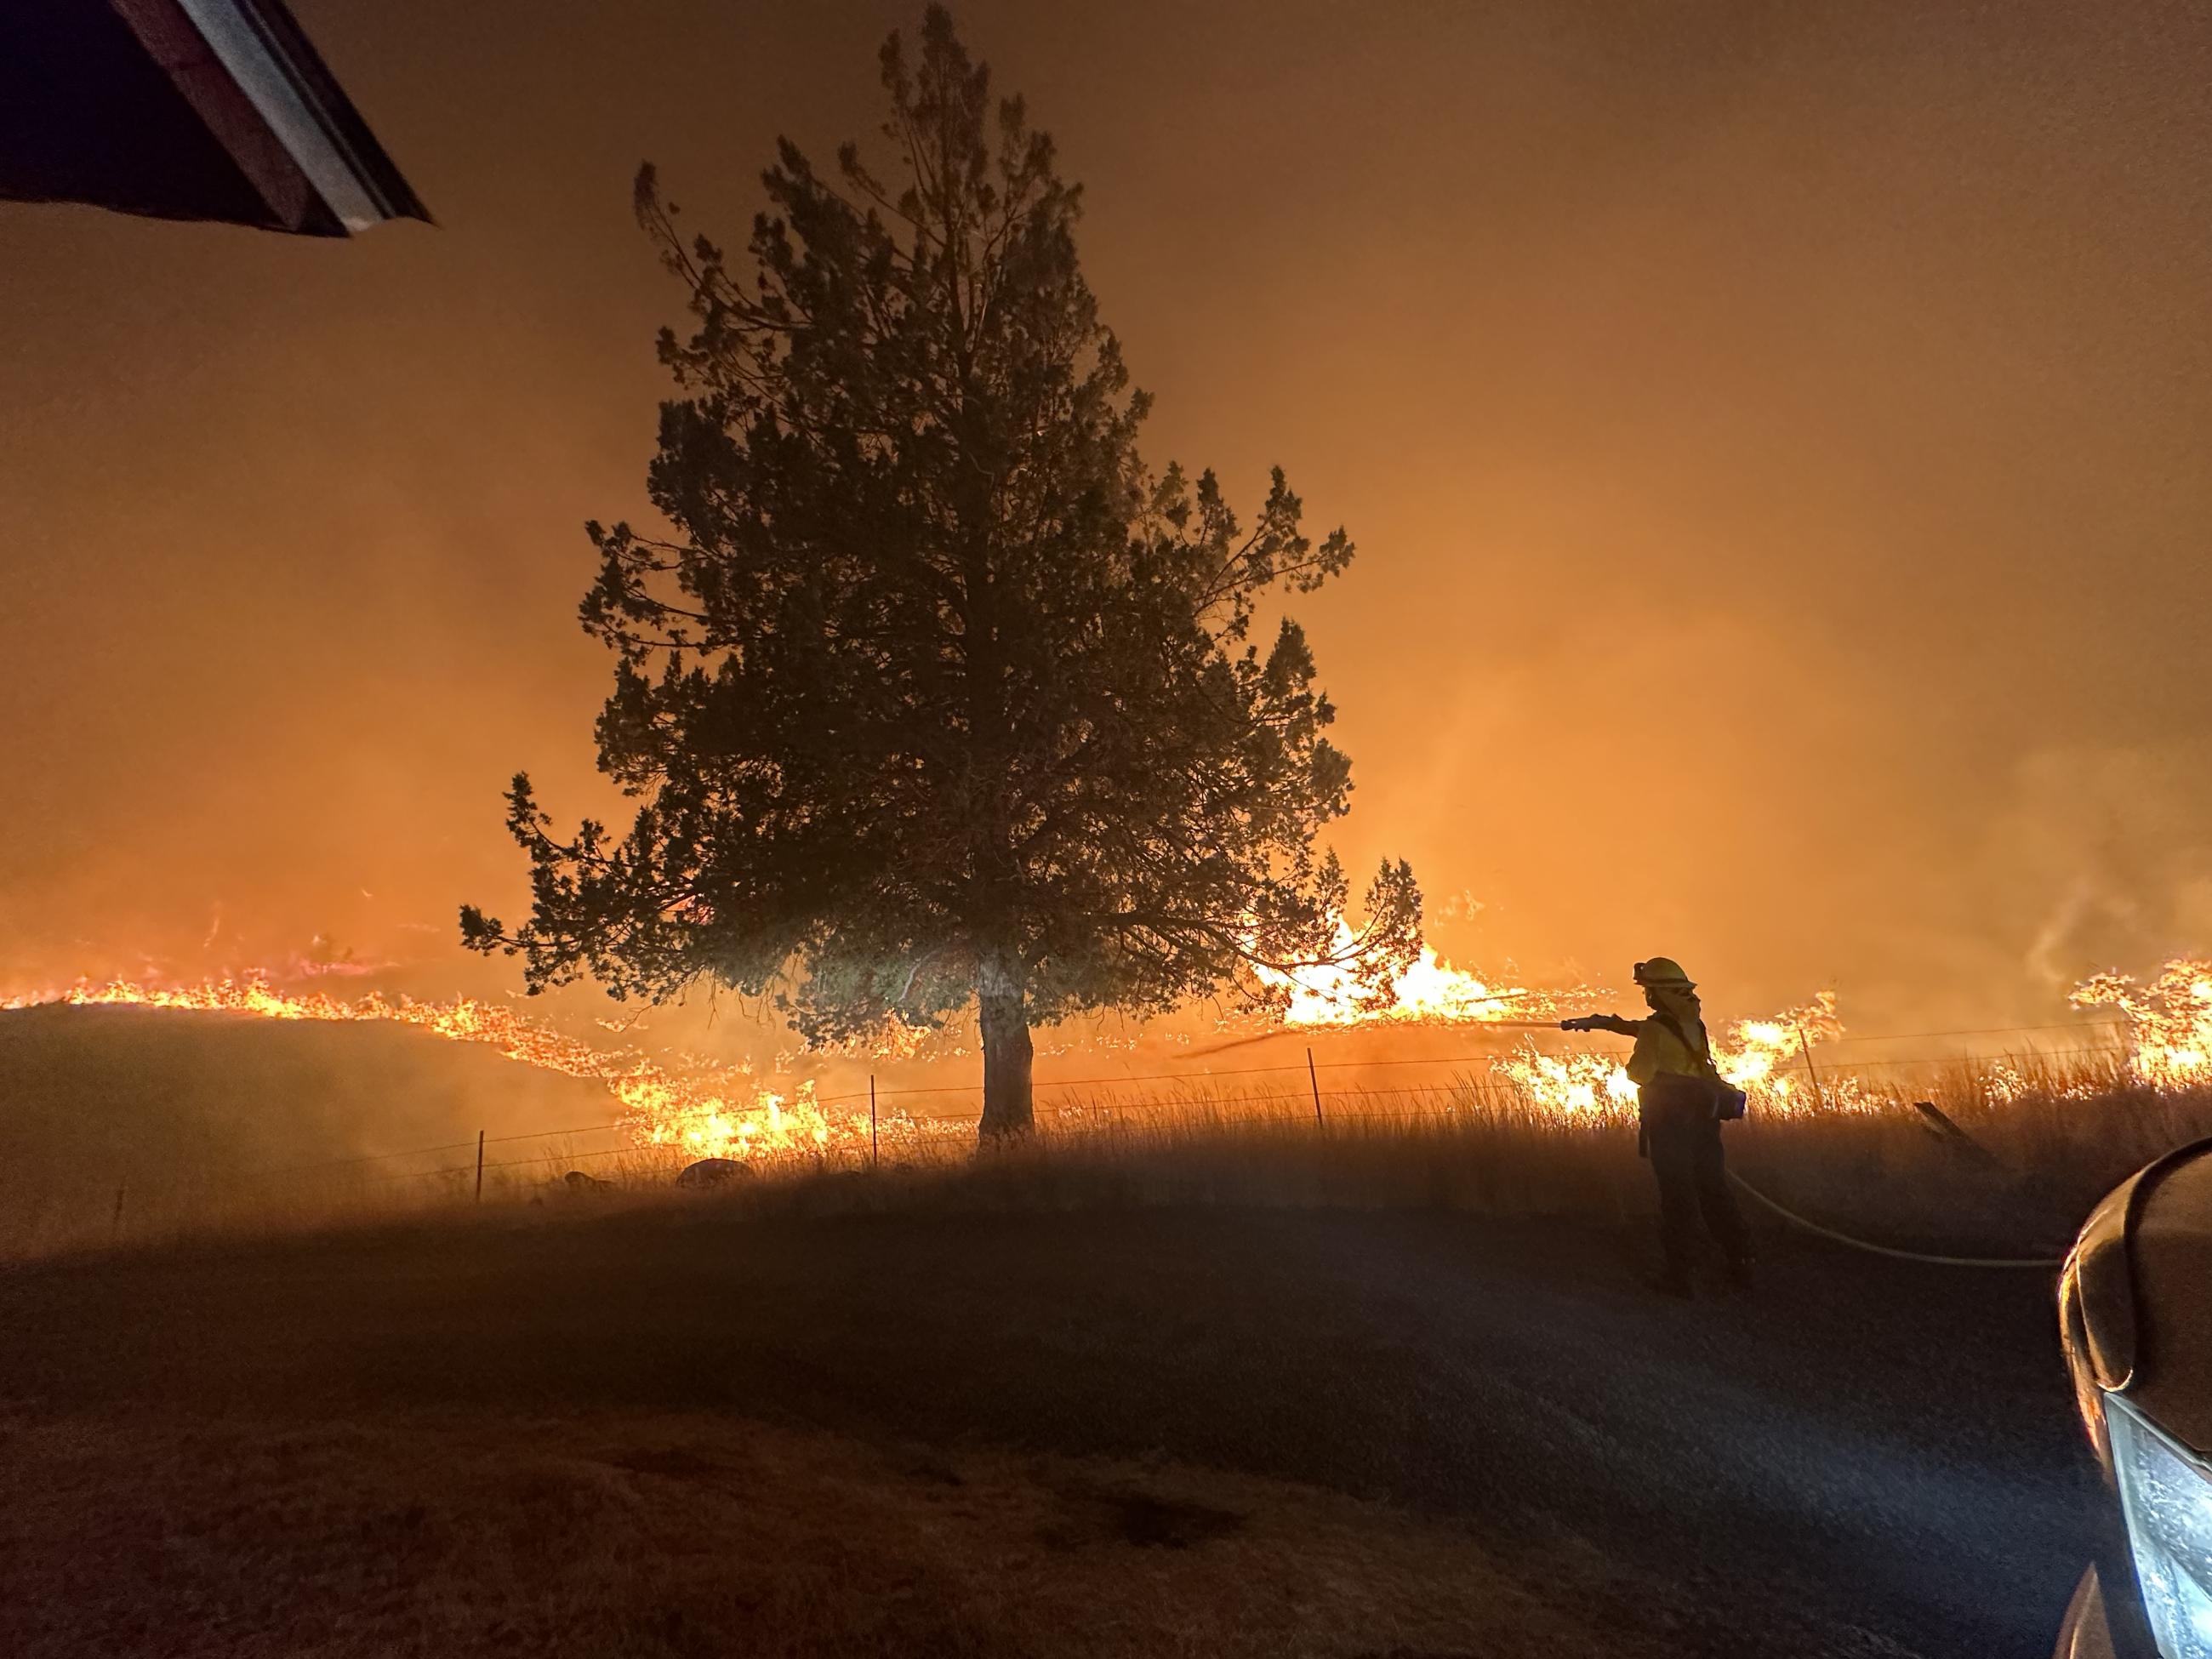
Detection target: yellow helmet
<box><xmin>1633</xmin><ymin>957</ymin><xmax>1696</xmax><ymax>990</ymax></box>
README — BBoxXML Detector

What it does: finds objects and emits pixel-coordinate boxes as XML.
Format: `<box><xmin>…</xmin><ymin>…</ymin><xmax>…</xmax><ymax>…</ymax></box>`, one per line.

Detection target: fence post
<box><xmin>1308</xmin><ymin>1047</ymin><xmax>1324</xmax><ymax>1131</ymax></box>
<box><xmin>1795</xmin><ymin>1026</ymin><xmax>1829</xmax><ymax>1112</ymax></box>
<box><xmin>869</xmin><ymin>1075</ymin><xmax>879</xmax><ymax>1169</ymax></box>
<box><xmin>1912</xmin><ymin>1100</ymin><xmax>2000</xmax><ymax>1167</ymax></box>
<box><xmin>474</xmin><ymin>1129</ymin><xmax>486</xmax><ymax>1202</ymax></box>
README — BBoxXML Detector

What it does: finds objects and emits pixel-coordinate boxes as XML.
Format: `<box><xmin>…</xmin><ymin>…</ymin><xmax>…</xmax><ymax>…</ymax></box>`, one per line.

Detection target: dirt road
<box><xmin>0</xmin><ymin>1202</ymin><xmax>2094</xmax><ymax>1656</ymax></box>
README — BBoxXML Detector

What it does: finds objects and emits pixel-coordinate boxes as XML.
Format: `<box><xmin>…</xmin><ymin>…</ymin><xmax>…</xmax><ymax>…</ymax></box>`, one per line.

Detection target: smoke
<box><xmin>1995</xmin><ymin>745</ymin><xmax>2212</xmax><ymax>990</ymax></box>
<box><xmin>1</xmin><ymin>0</ymin><xmax>2207</xmax><ymax>1050</ymax></box>
<box><xmin>0</xmin><ymin>1006</ymin><xmax>614</xmax><ymax>1216</ymax></box>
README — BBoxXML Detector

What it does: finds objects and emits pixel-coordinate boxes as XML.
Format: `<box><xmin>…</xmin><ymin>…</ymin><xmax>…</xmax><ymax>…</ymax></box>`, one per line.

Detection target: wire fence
<box><xmin>18</xmin><ymin>1012</ymin><xmax>2188</xmax><ymax>1274</ymax></box>
<box><xmin>254</xmin><ymin>1015</ymin><xmax>2135</xmax><ymax>1188</ymax></box>
<box><xmin>796</xmin><ymin>1018</ymin><xmax>2131</xmax><ymax>1106</ymax></box>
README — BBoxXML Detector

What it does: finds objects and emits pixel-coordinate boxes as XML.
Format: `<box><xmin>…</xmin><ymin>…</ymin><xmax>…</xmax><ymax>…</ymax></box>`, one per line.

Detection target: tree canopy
<box><xmin>461</xmin><ymin>6</ymin><xmax>1420</xmax><ymax>1133</ymax></box>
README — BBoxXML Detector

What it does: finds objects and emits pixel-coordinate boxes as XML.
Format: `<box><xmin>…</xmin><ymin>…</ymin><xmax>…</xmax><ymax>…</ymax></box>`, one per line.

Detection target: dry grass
<box><xmin>0</xmin><ymin>1151</ymin><xmax>2088</xmax><ymax>1656</ymax></box>
<box><xmin>705</xmin><ymin>1063</ymin><xmax>2212</xmax><ymax>1258</ymax></box>
<box><xmin>0</xmin><ymin>1405</ymin><xmax>1652</xmax><ymax>1659</ymax></box>
<box><xmin>10</xmin><ymin>1034</ymin><xmax>2210</xmax><ymax>1264</ymax></box>
<box><xmin>1</xmin><ymin>1014</ymin><xmax>2129</xmax><ymax>1656</ymax></box>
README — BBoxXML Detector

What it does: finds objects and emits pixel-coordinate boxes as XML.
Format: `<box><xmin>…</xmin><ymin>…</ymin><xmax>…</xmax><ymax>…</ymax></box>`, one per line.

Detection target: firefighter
<box><xmin>1562</xmin><ymin>958</ymin><xmax>1752</xmax><ymax>1297</ymax></box>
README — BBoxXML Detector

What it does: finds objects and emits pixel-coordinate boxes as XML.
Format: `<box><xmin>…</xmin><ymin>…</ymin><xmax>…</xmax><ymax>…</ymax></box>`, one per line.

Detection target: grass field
<box><xmin>5</xmin><ymin>1007</ymin><xmax>2177</xmax><ymax>1656</ymax></box>
<box><xmin>9</xmin><ymin>1010</ymin><xmax>2204</xmax><ymax>1265</ymax></box>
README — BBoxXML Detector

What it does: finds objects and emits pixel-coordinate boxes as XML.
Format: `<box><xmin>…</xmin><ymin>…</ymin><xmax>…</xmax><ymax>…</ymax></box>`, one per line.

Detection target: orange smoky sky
<box><xmin>3</xmin><ymin>0</ymin><xmax>2209</xmax><ymax>1035</ymax></box>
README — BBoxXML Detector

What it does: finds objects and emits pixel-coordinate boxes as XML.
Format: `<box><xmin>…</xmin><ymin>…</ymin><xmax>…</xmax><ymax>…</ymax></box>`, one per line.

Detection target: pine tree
<box><xmin>462</xmin><ymin>7</ymin><xmax>1419</xmax><ymax>1135</ymax></box>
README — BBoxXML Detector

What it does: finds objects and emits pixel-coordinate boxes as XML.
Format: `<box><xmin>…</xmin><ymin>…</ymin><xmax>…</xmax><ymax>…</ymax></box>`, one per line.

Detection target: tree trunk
<box><xmin>977</xmin><ymin>961</ymin><xmax>1034</xmax><ymax>1138</ymax></box>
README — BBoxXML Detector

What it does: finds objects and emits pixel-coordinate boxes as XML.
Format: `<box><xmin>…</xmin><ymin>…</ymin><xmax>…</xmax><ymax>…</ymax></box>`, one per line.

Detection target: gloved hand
<box><xmin>1559</xmin><ymin>1015</ymin><xmax>1605</xmax><ymax>1033</ymax></box>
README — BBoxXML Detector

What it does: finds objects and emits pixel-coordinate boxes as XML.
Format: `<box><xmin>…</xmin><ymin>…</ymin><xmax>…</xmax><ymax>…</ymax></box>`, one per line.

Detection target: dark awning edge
<box><xmin>111</xmin><ymin>0</ymin><xmax>430</xmax><ymax>236</ymax></box>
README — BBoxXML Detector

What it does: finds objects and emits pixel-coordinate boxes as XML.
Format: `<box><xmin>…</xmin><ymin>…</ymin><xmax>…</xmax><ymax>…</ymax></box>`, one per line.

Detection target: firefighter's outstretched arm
<box><xmin>1560</xmin><ymin>1013</ymin><xmax>1642</xmax><ymax>1036</ymax></box>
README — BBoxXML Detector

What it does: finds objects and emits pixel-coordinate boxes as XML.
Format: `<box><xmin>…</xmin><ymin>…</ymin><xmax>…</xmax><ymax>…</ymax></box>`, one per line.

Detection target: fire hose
<box><xmin>1543</xmin><ymin>1014</ymin><xmax>2071</xmax><ymax>1268</ymax></box>
<box><xmin>1726</xmin><ymin>1172</ymin><xmax>2066</xmax><ymax>1270</ymax></box>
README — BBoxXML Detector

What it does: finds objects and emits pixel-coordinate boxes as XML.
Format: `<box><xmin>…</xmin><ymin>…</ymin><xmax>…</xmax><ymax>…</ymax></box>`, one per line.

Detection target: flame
<box><xmin>26</xmin><ymin>952</ymin><xmax>2203</xmax><ymax>1168</ymax></box>
<box><xmin>1488</xmin><ymin>991</ymin><xmax>1851</xmax><ymax>1120</ymax></box>
<box><xmin>1</xmin><ymin>975</ymin><xmax>856</xmax><ymax>1163</ymax></box>
<box><xmin>1250</xmin><ymin>909</ymin><xmax>1853</xmax><ymax>1117</ymax></box>
<box><xmin>2</xmin><ymin>968</ymin><xmax>1856</xmax><ymax>1141</ymax></box>
<box><xmin>1715</xmin><ymin>991</ymin><xmax>1853</xmax><ymax>1111</ymax></box>
<box><xmin>2071</xmin><ymin>960</ymin><xmax>2212</xmax><ymax>1088</ymax></box>
<box><xmin>1490</xmin><ymin>1047</ymin><xmax>1643</xmax><ymax>1116</ymax></box>
<box><xmin>1257</xmin><ymin>921</ymin><xmax>1566</xmax><ymax>1027</ymax></box>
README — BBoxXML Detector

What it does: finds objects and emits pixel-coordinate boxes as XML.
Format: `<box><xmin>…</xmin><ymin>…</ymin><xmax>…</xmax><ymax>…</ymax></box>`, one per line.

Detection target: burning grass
<box><xmin>6</xmin><ymin>955</ymin><xmax>2172</xmax><ymax>1656</ymax></box>
<box><xmin>13</xmin><ymin>1055</ymin><xmax>2205</xmax><ymax>1268</ymax></box>
<box><xmin>9</xmin><ymin>951</ymin><xmax>2212</xmax><ymax>1262</ymax></box>
<box><xmin>9</xmin><ymin>953</ymin><xmax>2208</xmax><ymax>1173</ymax></box>
<box><xmin>802</xmin><ymin>1064</ymin><xmax>2209</xmax><ymax>1259</ymax></box>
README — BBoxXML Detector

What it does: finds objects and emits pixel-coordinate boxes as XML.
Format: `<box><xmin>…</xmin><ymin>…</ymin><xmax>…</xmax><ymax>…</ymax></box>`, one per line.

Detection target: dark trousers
<box><xmin>1642</xmin><ymin>1094</ymin><xmax>1749</xmax><ymax>1276</ymax></box>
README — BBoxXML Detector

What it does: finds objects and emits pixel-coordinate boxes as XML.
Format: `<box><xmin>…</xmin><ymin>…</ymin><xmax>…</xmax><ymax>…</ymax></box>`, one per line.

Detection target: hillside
<box><xmin>0</xmin><ymin>1006</ymin><xmax>616</xmax><ymax>1254</ymax></box>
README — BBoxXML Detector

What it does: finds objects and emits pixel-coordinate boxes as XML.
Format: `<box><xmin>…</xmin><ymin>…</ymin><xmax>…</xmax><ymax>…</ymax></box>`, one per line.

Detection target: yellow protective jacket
<box><xmin>1625</xmin><ymin>1013</ymin><xmax>1714</xmax><ymax>1086</ymax></box>
<box><xmin>1589</xmin><ymin>995</ymin><xmax>1719</xmax><ymax>1156</ymax></box>
<box><xmin>1591</xmin><ymin>991</ymin><xmax>1716</xmax><ymax>1086</ymax></box>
